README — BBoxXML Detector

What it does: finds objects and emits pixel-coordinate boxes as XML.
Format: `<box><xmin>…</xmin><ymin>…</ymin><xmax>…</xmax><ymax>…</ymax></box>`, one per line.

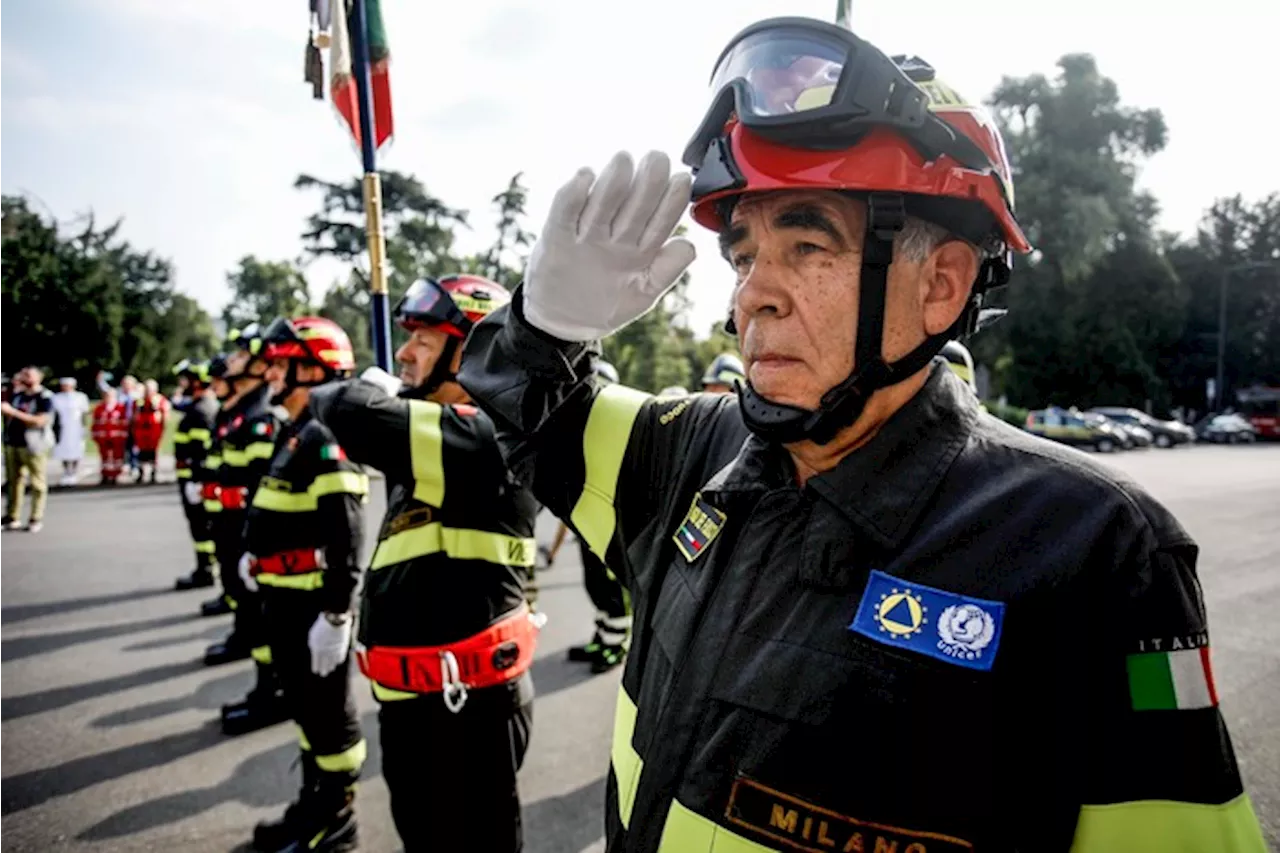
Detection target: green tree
<box><xmin>978</xmin><ymin>54</ymin><xmax>1182</xmax><ymax>410</ymax></box>
<box><xmin>477</xmin><ymin>172</ymin><xmax>535</xmax><ymax>288</ymax></box>
<box><xmin>222</xmin><ymin>255</ymin><xmax>312</xmax><ymax>331</ymax></box>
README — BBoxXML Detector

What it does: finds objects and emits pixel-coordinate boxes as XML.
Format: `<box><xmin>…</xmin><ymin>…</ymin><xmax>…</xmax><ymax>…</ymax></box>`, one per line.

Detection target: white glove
<box><xmin>182</xmin><ymin>481</ymin><xmax>202</xmax><ymax>505</ymax></box>
<box><xmin>360</xmin><ymin>366</ymin><xmax>402</xmax><ymax>397</ymax></box>
<box><xmin>238</xmin><ymin>552</ymin><xmax>258</xmax><ymax>593</ymax></box>
<box><xmin>523</xmin><ymin>151</ymin><xmax>697</xmax><ymax>342</ymax></box>
<box><xmin>308</xmin><ymin>613</ymin><xmax>352</xmax><ymax>677</ymax></box>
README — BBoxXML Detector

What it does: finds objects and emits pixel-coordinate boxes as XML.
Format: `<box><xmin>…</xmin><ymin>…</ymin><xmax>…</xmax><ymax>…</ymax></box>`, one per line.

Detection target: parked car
<box><xmin>1025</xmin><ymin>407</ymin><xmax>1123</xmax><ymax>452</ymax></box>
<box><xmin>1089</xmin><ymin>407</ymin><xmax>1195</xmax><ymax>448</ymax></box>
<box><xmin>1196</xmin><ymin>413</ymin><xmax>1258</xmax><ymax>444</ymax></box>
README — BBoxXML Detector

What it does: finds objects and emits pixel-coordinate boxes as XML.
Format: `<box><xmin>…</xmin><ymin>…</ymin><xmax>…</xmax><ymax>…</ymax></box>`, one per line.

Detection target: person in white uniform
<box><xmin>52</xmin><ymin>377</ymin><xmax>90</xmax><ymax>487</ymax></box>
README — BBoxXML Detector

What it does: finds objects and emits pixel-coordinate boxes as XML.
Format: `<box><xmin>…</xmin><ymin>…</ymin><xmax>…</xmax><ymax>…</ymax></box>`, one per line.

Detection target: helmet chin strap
<box><xmin>270</xmin><ymin>361</ymin><xmax>332</xmax><ymax>407</ymax></box>
<box><xmin>736</xmin><ymin>193</ymin><xmax>971</xmax><ymax>446</ymax></box>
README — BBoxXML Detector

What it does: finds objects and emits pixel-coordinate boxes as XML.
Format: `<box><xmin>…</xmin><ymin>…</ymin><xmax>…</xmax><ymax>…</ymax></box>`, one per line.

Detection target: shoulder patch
<box><xmin>673</xmin><ymin>492</ymin><xmax>726</xmax><ymax>562</ymax></box>
<box><xmin>850</xmin><ymin>570</ymin><xmax>1005</xmax><ymax>672</ymax></box>
<box><xmin>252</xmin><ymin>421</ymin><xmax>272</xmax><ymax>436</ymax></box>
<box><xmin>319</xmin><ymin>443</ymin><xmax>346</xmax><ymax>462</ymax></box>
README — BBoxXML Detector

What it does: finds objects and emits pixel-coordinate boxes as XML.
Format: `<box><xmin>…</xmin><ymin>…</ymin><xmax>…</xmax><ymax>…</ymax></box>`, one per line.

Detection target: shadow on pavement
<box><xmin>529</xmin><ymin>654</ymin><xmax>604</xmax><ymax>702</ymax></box>
<box><xmin>2</xmin><ymin>720</ymin><xmax>228</xmax><ymax>816</ymax></box>
<box><xmin>1</xmin><ymin>612</ymin><xmax>202</xmax><ymax>662</ymax></box>
<box><xmin>75</xmin><ymin>711</ymin><xmax>383</xmax><ymax>842</ymax></box>
<box><xmin>90</xmin><ymin>669</ymin><xmax>252</xmax><ymax>728</ymax></box>
<box><xmin>122</xmin><ymin>622</ymin><xmax>229</xmax><ymax>653</ymax></box>
<box><xmin>2</xmin><ymin>659</ymin><xmax>208</xmax><ymax>721</ymax></box>
<box><xmin>1</xmin><ymin>588</ymin><xmax>175</xmax><ymax>625</ymax></box>
<box><xmin>525</xmin><ymin>776</ymin><xmax>608</xmax><ymax>853</ymax></box>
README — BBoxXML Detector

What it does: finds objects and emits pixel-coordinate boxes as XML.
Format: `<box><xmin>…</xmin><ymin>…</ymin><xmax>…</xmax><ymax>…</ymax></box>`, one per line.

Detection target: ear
<box><xmin>449</xmin><ymin>339</ymin><xmax>465</xmax><ymax>374</ymax></box>
<box><xmin>921</xmin><ymin>241</ymin><xmax>980</xmax><ymax>336</ymax></box>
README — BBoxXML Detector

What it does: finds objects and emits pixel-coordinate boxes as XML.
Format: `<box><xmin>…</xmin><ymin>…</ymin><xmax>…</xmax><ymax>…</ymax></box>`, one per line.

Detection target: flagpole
<box><xmin>348</xmin><ymin>0</ymin><xmax>393</xmax><ymax>372</ymax></box>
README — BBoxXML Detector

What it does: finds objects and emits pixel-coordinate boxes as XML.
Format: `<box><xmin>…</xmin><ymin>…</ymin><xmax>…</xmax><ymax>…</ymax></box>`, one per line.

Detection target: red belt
<box><xmin>201</xmin><ymin>483</ymin><xmax>220</xmax><ymax>501</ymax></box>
<box><xmin>356</xmin><ymin>605</ymin><xmax>540</xmax><ymax>708</ymax></box>
<box><xmin>255</xmin><ymin>548</ymin><xmax>320</xmax><ymax>576</ymax></box>
<box><xmin>219</xmin><ymin>486</ymin><xmax>248</xmax><ymax>510</ymax></box>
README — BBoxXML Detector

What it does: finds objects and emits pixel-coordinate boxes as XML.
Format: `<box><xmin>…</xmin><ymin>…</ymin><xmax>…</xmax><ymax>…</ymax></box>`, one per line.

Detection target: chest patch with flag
<box><xmin>253</xmin><ymin>422</ymin><xmax>272</xmax><ymax>437</ymax></box>
<box><xmin>850</xmin><ymin>570</ymin><xmax>1006</xmax><ymax>672</ymax></box>
<box><xmin>1126</xmin><ymin>638</ymin><xmax>1218</xmax><ymax>711</ymax></box>
<box><xmin>320</xmin><ymin>443</ymin><xmax>346</xmax><ymax>462</ymax></box>
<box><xmin>673</xmin><ymin>492</ymin><xmax>726</xmax><ymax>563</ymax></box>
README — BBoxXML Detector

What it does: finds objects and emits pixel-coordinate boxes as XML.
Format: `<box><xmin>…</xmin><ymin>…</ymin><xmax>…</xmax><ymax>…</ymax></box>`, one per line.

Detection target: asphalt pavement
<box><xmin>2</xmin><ymin>443</ymin><xmax>1278</xmax><ymax>851</ymax></box>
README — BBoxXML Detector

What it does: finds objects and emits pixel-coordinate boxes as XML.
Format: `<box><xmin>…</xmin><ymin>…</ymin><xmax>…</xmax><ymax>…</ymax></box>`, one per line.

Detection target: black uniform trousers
<box><xmin>378</xmin><ymin>677</ymin><xmax>533</xmax><ymax>853</ymax></box>
<box><xmin>579</xmin><ymin>541</ymin><xmax>628</xmax><ymax>622</ymax></box>
<box><xmin>178</xmin><ymin>482</ymin><xmax>215</xmax><ymax>569</ymax></box>
<box><xmin>212</xmin><ymin>508</ymin><xmax>263</xmax><ymax>649</ymax></box>
<box><xmin>261</xmin><ymin>592</ymin><xmax>362</xmax><ymax>767</ymax></box>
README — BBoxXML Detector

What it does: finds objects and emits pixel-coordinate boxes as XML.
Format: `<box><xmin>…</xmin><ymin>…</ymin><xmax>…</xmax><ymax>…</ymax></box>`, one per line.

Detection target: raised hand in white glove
<box><xmin>308</xmin><ymin>613</ymin><xmax>352</xmax><ymax>677</ymax></box>
<box><xmin>523</xmin><ymin>151</ymin><xmax>697</xmax><ymax>342</ymax></box>
<box><xmin>359</xmin><ymin>366</ymin><xmax>402</xmax><ymax>397</ymax></box>
<box><xmin>238</xmin><ymin>552</ymin><xmax>258</xmax><ymax>593</ymax></box>
<box><xmin>182</xmin><ymin>481</ymin><xmax>202</xmax><ymax>505</ymax></box>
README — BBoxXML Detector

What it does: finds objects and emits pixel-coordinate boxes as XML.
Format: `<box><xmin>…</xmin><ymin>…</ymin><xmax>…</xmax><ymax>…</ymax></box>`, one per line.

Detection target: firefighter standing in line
<box><xmin>459</xmin><ymin>17</ymin><xmax>1266</xmax><ymax>852</ymax></box>
<box><xmin>699</xmin><ymin>353</ymin><xmax>745</xmax><ymax>395</ymax></box>
<box><xmin>237</xmin><ymin>317</ymin><xmax>368</xmax><ymax>853</ymax></box>
<box><xmin>203</xmin><ymin>325</ymin><xmax>289</xmax><ymax>735</ymax></box>
<box><xmin>172</xmin><ymin>359</ymin><xmax>221</xmax><ymax>591</ymax></box>
<box><xmin>308</xmin><ymin>274</ymin><xmax>540</xmax><ymax>852</ymax></box>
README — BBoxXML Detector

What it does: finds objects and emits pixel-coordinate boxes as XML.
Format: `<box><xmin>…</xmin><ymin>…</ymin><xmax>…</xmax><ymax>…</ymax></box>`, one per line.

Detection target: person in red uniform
<box><xmin>91</xmin><ymin>387</ymin><xmax>129</xmax><ymax>485</ymax></box>
<box><xmin>132</xmin><ymin>379</ymin><xmax>169</xmax><ymax>484</ymax></box>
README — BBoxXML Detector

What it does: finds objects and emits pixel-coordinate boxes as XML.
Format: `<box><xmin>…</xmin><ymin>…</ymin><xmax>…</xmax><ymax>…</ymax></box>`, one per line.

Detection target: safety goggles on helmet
<box><xmin>682</xmin><ymin>18</ymin><xmax>998</xmax><ymax>183</ymax></box>
<box><xmin>261</xmin><ymin>317</ymin><xmax>311</xmax><ymax>361</ymax></box>
<box><xmin>262</xmin><ymin>317</ymin><xmax>356</xmax><ymax>374</ymax></box>
<box><xmin>395</xmin><ymin>278</ymin><xmax>467</xmax><ymax>333</ymax></box>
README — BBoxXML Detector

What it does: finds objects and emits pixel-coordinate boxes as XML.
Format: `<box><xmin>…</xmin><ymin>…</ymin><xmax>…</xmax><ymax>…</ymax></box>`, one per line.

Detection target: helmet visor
<box><xmin>261</xmin><ymin>317</ymin><xmax>309</xmax><ymax>361</ymax></box>
<box><xmin>684</xmin><ymin>18</ymin><xmax>995</xmax><ymax>176</ymax></box>
<box><xmin>395</xmin><ymin>278</ymin><xmax>468</xmax><ymax>333</ymax></box>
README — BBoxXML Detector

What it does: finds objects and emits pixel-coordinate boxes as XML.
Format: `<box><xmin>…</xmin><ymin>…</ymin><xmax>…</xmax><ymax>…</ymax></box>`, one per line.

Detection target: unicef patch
<box><xmin>850</xmin><ymin>570</ymin><xmax>1005</xmax><ymax>672</ymax></box>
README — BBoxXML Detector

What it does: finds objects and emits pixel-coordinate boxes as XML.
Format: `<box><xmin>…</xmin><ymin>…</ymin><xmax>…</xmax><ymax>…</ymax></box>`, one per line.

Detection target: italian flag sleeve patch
<box><xmin>320</xmin><ymin>444</ymin><xmax>347</xmax><ymax>462</ymax></box>
<box><xmin>1126</xmin><ymin>646</ymin><xmax>1219</xmax><ymax>711</ymax></box>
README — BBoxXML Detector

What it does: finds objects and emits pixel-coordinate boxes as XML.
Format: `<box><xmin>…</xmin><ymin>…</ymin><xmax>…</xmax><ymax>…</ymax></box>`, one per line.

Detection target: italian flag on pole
<box><xmin>1126</xmin><ymin>646</ymin><xmax>1219</xmax><ymax>711</ymax></box>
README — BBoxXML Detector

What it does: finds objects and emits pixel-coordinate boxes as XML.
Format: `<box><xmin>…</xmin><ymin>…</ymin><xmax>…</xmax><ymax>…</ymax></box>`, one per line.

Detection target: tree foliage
<box><xmin>222</xmin><ymin>255</ymin><xmax>312</xmax><ymax>331</ymax></box>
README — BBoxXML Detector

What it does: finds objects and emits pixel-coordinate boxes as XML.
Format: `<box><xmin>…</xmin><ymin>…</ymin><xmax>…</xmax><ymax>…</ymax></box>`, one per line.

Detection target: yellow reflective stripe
<box><xmin>252</xmin><ymin>471</ymin><xmax>371</xmax><ymax>512</ymax></box>
<box><xmin>206</xmin><ymin>455</ymin><xmax>223</xmax><ymax>469</ymax></box>
<box><xmin>224</xmin><ymin>594</ymin><xmax>238</xmax><ymax>610</ymax></box>
<box><xmin>315</xmin><ymin>738</ymin><xmax>367</xmax><ymax>773</ymax></box>
<box><xmin>370</xmin><ymin>681</ymin><xmax>420</xmax><ymax>702</ymax></box>
<box><xmin>947</xmin><ymin>362</ymin><xmax>974</xmax><ymax>383</ymax></box>
<box><xmin>571</xmin><ymin>385</ymin><xmax>649</xmax><ymax>560</ymax></box>
<box><xmin>173</xmin><ymin>432</ymin><xmax>191</xmax><ymax>444</ymax></box>
<box><xmin>1071</xmin><ymin>794</ymin><xmax>1267</xmax><ymax>852</ymax></box>
<box><xmin>297</xmin><ymin>726</ymin><xmax>312</xmax><ymax>751</ymax></box>
<box><xmin>188</xmin><ymin>428</ymin><xmax>212</xmax><ymax>443</ymax></box>
<box><xmin>204</xmin><ymin>500</ymin><xmax>223</xmax><ymax>513</ymax></box>
<box><xmin>409</xmin><ymin>401</ymin><xmax>445</xmax><ymax>507</ymax></box>
<box><xmin>611</xmin><ymin>685</ymin><xmax>644</xmax><ymax>829</ymax></box>
<box><xmin>369</xmin><ymin>523</ymin><xmax>535</xmax><ymax>570</ymax></box>
<box><xmin>223</xmin><ymin>442</ymin><xmax>275</xmax><ymax>466</ymax></box>
<box><xmin>177</xmin><ymin>468</ymin><xmax>193</xmax><ymax>479</ymax></box>
<box><xmin>251</xmin><ymin>645</ymin><xmax>272</xmax><ymax>664</ymax></box>
<box><xmin>194</xmin><ymin>540</ymin><xmax>216</xmax><ymax>554</ymax></box>
<box><xmin>657</xmin><ymin>800</ymin><xmax>775</xmax><ymax>852</ymax></box>
<box><xmin>257</xmin><ymin>571</ymin><xmax>325</xmax><ymax>591</ymax></box>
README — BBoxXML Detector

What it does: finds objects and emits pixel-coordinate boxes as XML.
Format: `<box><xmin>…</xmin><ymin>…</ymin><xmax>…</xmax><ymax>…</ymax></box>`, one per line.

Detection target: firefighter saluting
<box><xmin>202</xmin><ymin>325</ymin><xmax>289</xmax><ymax>735</ymax></box>
<box><xmin>172</xmin><ymin>359</ymin><xmax>220</xmax><ymax>591</ymax></box>
<box><xmin>460</xmin><ymin>16</ymin><xmax>1267</xmax><ymax>852</ymax></box>
<box><xmin>237</xmin><ymin>317</ymin><xmax>368</xmax><ymax>853</ymax></box>
<box><xmin>308</xmin><ymin>274</ymin><xmax>539</xmax><ymax>852</ymax></box>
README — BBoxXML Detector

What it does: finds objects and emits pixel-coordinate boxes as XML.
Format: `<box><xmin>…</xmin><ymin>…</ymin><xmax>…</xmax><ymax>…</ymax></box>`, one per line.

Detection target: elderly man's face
<box><xmin>723</xmin><ymin>190</ymin><xmax>966</xmax><ymax>411</ymax></box>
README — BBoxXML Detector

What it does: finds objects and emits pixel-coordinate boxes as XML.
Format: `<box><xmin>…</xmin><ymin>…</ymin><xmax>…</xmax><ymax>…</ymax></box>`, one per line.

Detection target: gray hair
<box><xmin>893</xmin><ymin>215</ymin><xmax>952</xmax><ymax>263</ymax></box>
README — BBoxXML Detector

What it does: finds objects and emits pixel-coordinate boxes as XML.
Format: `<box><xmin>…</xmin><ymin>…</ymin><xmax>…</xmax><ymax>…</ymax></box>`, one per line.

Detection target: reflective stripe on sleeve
<box><xmin>315</xmin><ymin>738</ymin><xmax>368</xmax><ymax>773</ymax></box>
<box><xmin>256</xmin><ymin>572</ymin><xmax>324</xmax><ymax>591</ymax></box>
<box><xmin>571</xmin><ymin>385</ymin><xmax>649</xmax><ymax>561</ymax></box>
<box><xmin>187</xmin><ymin>428</ymin><xmax>212</xmax><ymax>448</ymax></box>
<box><xmin>1070</xmin><ymin>794</ymin><xmax>1267</xmax><ymax>852</ymax></box>
<box><xmin>368</xmin><ymin>523</ymin><xmax>535</xmax><ymax>570</ymax></box>
<box><xmin>656</xmin><ymin>800</ymin><xmax>776</xmax><ymax>852</ymax></box>
<box><xmin>251</xmin><ymin>470</ymin><xmax>370</xmax><ymax>512</ymax></box>
<box><xmin>250</xmin><ymin>645</ymin><xmax>272</xmax><ymax>664</ymax></box>
<box><xmin>194</xmin><ymin>540</ymin><xmax>216</xmax><ymax>554</ymax></box>
<box><xmin>611</xmin><ymin>684</ymin><xmax>644</xmax><ymax>829</ymax></box>
<box><xmin>222</xmin><ymin>442</ymin><xmax>275</xmax><ymax>467</ymax></box>
<box><xmin>409</xmin><ymin>401</ymin><xmax>445</xmax><ymax>507</ymax></box>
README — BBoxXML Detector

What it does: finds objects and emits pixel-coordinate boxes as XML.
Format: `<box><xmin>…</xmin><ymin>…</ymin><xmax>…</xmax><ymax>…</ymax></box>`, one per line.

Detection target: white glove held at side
<box><xmin>238</xmin><ymin>552</ymin><xmax>258</xmax><ymax>593</ymax></box>
<box><xmin>523</xmin><ymin>151</ymin><xmax>697</xmax><ymax>342</ymax></box>
<box><xmin>182</xmin><ymin>481</ymin><xmax>202</xmax><ymax>505</ymax></box>
<box><xmin>360</xmin><ymin>366</ymin><xmax>402</xmax><ymax>397</ymax></box>
<box><xmin>308</xmin><ymin>614</ymin><xmax>352</xmax><ymax>677</ymax></box>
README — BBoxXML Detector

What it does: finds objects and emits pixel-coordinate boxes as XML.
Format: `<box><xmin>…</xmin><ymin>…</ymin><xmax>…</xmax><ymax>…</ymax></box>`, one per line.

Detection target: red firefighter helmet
<box><xmin>261</xmin><ymin>316</ymin><xmax>356</xmax><ymax>376</ymax></box>
<box><xmin>395</xmin><ymin>275</ymin><xmax>511</xmax><ymax>339</ymax></box>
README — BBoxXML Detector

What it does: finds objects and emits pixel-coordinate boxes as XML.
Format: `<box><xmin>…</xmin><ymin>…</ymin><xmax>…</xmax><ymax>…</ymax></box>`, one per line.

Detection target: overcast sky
<box><xmin>4</xmin><ymin>0</ymin><xmax>1277</xmax><ymax>335</ymax></box>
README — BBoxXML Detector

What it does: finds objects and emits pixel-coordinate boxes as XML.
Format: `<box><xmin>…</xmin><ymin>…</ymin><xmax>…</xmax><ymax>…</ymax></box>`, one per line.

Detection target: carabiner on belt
<box><xmin>440</xmin><ymin>650</ymin><xmax>468</xmax><ymax>714</ymax></box>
